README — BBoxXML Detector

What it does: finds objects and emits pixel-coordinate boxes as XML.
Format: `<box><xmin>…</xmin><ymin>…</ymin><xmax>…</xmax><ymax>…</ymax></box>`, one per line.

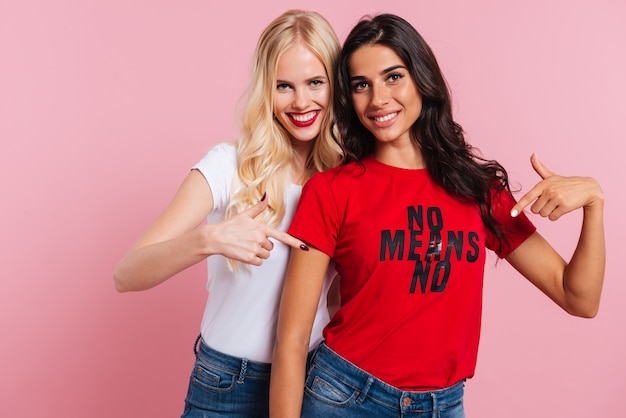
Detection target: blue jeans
<box><xmin>302</xmin><ymin>342</ymin><xmax>465</xmax><ymax>418</ymax></box>
<box><xmin>181</xmin><ymin>336</ymin><xmax>271</xmax><ymax>418</ymax></box>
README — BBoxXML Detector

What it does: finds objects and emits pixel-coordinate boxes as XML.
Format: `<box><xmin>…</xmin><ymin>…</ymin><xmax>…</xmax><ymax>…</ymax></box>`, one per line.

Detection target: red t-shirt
<box><xmin>288</xmin><ymin>157</ymin><xmax>536</xmax><ymax>390</ymax></box>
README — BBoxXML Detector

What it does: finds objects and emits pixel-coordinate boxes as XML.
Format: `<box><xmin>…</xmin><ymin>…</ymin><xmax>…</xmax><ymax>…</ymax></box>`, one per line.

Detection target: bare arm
<box><xmin>113</xmin><ymin>169</ymin><xmax>307</xmax><ymax>292</ymax></box>
<box><xmin>507</xmin><ymin>154</ymin><xmax>605</xmax><ymax>317</ymax></box>
<box><xmin>270</xmin><ymin>246</ymin><xmax>330</xmax><ymax>417</ymax></box>
<box><xmin>327</xmin><ymin>274</ymin><xmax>341</xmax><ymax>319</ymax></box>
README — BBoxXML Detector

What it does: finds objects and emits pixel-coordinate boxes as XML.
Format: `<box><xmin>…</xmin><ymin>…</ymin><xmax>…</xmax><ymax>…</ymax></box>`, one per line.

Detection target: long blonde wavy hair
<box><xmin>225</xmin><ymin>10</ymin><xmax>341</xmax><ymax>269</ymax></box>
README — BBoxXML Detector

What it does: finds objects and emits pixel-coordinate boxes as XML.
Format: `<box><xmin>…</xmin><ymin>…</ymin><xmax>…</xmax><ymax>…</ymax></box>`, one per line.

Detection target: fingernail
<box><xmin>510</xmin><ymin>209</ymin><xmax>519</xmax><ymax>217</ymax></box>
<box><xmin>300</xmin><ymin>244</ymin><xmax>309</xmax><ymax>251</ymax></box>
<box><xmin>260</xmin><ymin>191</ymin><xmax>267</xmax><ymax>202</ymax></box>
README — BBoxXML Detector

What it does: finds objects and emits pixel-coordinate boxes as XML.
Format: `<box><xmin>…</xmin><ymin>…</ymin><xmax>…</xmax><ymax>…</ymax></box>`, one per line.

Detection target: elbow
<box><xmin>570</xmin><ymin>307</ymin><xmax>599</xmax><ymax>319</ymax></box>
<box><xmin>564</xmin><ymin>302</ymin><xmax>600</xmax><ymax>319</ymax></box>
<box><xmin>113</xmin><ymin>267</ymin><xmax>132</xmax><ymax>293</ymax></box>
<box><xmin>273</xmin><ymin>329</ymin><xmax>311</xmax><ymax>362</ymax></box>
<box><xmin>274</xmin><ymin>333</ymin><xmax>310</xmax><ymax>354</ymax></box>
<box><xmin>113</xmin><ymin>276</ymin><xmax>127</xmax><ymax>293</ymax></box>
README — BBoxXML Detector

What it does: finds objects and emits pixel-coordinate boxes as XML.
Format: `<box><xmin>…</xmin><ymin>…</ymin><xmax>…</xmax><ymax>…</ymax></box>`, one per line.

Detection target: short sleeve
<box><xmin>192</xmin><ymin>143</ymin><xmax>237</xmax><ymax>211</ymax></box>
<box><xmin>487</xmin><ymin>187</ymin><xmax>536</xmax><ymax>258</ymax></box>
<box><xmin>288</xmin><ymin>173</ymin><xmax>340</xmax><ymax>258</ymax></box>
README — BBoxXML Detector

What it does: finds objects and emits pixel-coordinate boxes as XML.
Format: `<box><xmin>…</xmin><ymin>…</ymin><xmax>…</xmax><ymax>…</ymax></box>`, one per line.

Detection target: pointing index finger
<box><xmin>510</xmin><ymin>186</ymin><xmax>541</xmax><ymax>217</ymax></box>
<box><xmin>264</xmin><ymin>226</ymin><xmax>309</xmax><ymax>251</ymax></box>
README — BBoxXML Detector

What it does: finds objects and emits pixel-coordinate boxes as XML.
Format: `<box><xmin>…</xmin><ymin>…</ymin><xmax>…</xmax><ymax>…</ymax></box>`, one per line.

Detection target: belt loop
<box><xmin>356</xmin><ymin>376</ymin><xmax>374</xmax><ymax>404</ymax></box>
<box><xmin>430</xmin><ymin>392</ymin><xmax>437</xmax><ymax>418</ymax></box>
<box><xmin>193</xmin><ymin>334</ymin><xmax>202</xmax><ymax>356</ymax></box>
<box><xmin>237</xmin><ymin>358</ymin><xmax>248</xmax><ymax>384</ymax></box>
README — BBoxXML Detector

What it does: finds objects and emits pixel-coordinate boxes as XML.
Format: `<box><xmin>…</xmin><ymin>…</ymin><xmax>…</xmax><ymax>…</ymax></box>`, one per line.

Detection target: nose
<box><xmin>293</xmin><ymin>88</ymin><xmax>312</xmax><ymax>110</ymax></box>
<box><xmin>371</xmin><ymin>82</ymin><xmax>390</xmax><ymax>107</ymax></box>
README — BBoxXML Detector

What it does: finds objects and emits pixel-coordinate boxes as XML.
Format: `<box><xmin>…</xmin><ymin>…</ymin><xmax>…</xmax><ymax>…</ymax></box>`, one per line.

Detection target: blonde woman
<box><xmin>113</xmin><ymin>10</ymin><xmax>341</xmax><ymax>417</ymax></box>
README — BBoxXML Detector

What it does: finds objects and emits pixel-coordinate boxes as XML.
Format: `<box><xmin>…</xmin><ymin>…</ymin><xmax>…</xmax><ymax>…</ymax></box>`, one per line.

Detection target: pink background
<box><xmin>1</xmin><ymin>0</ymin><xmax>624</xmax><ymax>416</ymax></box>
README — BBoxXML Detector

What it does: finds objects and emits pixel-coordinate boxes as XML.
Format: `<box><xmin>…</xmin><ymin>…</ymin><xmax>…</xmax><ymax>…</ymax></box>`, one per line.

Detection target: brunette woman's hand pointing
<box><xmin>510</xmin><ymin>154</ymin><xmax>604</xmax><ymax>221</ymax></box>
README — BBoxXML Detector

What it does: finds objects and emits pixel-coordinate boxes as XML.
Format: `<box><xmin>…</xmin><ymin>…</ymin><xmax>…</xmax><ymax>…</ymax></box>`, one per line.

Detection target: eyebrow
<box><xmin>381</xmin><ymin>64</ymin><xmax>406</xmax><ymax>74</ymax></box>
<box><xmin>276</xmin><ymin>75</ymin><xmax>328</xmax><ymax>84</ymax></box>
<box><xmin>350</xmin><ymin>64</ymin><xmax>407</xmax><ymax>82</ymax></box>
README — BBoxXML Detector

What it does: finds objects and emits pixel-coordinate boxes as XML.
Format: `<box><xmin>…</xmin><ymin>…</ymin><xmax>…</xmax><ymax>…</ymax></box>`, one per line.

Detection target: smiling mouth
<box><xmin>289</xmin><ymin>110</ymin><xmax>320</xmax><ymax>127</ymax></box>
<box><xmin>372</xmin><ymin>112</ymin><xmax>398</xmax><ymax>122</ymax></box>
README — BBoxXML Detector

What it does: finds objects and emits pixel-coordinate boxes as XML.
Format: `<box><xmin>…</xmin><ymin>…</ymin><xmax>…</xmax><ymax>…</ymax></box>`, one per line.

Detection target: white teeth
<box><xmin>374</xmin><ymin>112</ymin><xmax>397</xmax><ymax>122</ymax></box>
<box><xmin>292</xmin><ymin>111</ymin><xmax>317</xmax><ymax>122</ymax></box>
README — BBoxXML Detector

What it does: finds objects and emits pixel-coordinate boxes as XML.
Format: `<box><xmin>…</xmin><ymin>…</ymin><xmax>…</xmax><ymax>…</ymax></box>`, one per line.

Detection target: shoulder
<box><xmin>206</xmin><ymin>142</ymin><xmax>237</xmax><ymax>160</ymax></box>
<box><xmin>194</xmin><ymin>142</ymin><xmax>237</xmax><ymax>170</ymax></box>
<box><xmin>489</xmin><ymin>183</ymin><xmax>517</xmax><ymax>211</ymax></box>
<box><xmin>311</xmin><ymin>161</ymin><xmax>367</xmax><ymax>187</ymax></box>
<box><xmin>488</xmin><ymin>184</ymin><xmax>536</xmax><ymax>255</ymax></box>
<box><xmin>192</xmin><ymin>142</ymin><xmax>239</xmax><ymax>204</ymax></box>
<box><xmin>300</xmin><ymin>161</ymin><xmax>368</xmax><ymax>214</ymax></box>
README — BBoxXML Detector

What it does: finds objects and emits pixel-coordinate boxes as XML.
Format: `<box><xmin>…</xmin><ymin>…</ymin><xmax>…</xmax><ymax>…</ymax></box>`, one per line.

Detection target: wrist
<box><xmin>196</xmin><ymin>224</ymin><xmax>220</xmax><ymax>257</ymax></box>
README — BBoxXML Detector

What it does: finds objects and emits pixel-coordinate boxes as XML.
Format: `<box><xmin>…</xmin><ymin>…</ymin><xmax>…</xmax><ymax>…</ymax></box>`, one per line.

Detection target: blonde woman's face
<box><xmin>273</xmin><ymin>43</ymin><xmax>330</xmax><ymax>145</ymax></box>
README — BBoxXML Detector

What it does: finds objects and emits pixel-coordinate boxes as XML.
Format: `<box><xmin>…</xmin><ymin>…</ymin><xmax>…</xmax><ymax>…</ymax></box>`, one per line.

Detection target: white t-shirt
<box><xmin>192</xmin><ymin>142</ymin><xmax>336</xmax><ymax>363</ymax></box>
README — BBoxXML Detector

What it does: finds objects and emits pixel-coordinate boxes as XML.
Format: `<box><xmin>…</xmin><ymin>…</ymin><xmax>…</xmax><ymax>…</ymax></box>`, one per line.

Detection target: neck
<box><xmin>290</xmin><ymin>140</ymin><xmax>313</xmax><ymax>185</ymax></box>
<box><xmin>374</xmin><ymin>140</ymin><xmax>424</xmax><ymax>169</ymax></box>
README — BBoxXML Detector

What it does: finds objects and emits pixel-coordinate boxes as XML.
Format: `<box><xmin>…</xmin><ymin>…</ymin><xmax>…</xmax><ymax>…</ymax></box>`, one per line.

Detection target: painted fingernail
<box><xmin>260</xmin><ymin>191</ymin><xmax>267</xmax><ymax>202</ymax></box>
<box><xmin>510</xmin><ymin>209</ymin><xmax>519</xmax><ymax>217</ymax></box>
<box><xmin>300</xmin><ymin>244</ymin><xmax>309</xmax><ymax>251</ymax></box>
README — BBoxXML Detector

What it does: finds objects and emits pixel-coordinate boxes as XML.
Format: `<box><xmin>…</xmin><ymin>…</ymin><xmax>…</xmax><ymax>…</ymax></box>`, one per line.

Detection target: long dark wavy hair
<box><xmin>334</xmin><ymin>13</ymin><xmax>511</xmax><ymax>252</ymax></box>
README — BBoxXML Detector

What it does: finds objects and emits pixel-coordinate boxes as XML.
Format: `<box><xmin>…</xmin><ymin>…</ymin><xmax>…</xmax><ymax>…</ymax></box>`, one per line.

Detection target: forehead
<box><xmin>276</xmin><ymin>43</ymin><xmax>326</xmax><ymax>79</ymax></box>
<box><xmin>349</xmin><ymin>44</ymin><xmax>404</xmax><ymax>75</ymax></box>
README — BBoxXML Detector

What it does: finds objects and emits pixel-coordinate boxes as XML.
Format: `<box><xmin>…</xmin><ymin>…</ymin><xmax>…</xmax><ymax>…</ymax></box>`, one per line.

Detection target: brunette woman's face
<box><xmin>348</xmin><ymin>44</ymin><xmax>422</xmax><ymax>146</ymax></box>
<box><xmin>273</xmin><ymin>42</ymin><xmax>330</xmax><ymax>145</ymax></box>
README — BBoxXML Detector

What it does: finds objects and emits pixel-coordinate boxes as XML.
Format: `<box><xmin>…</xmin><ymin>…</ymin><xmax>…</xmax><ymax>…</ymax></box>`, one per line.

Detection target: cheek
<box><xmin>316</xmin><ymin>89</ymin><xmax>331</xmax><ymax>108</ymax></box>
<box><xmin>272</xmin><ymin>102</ymin><xmax>289</xmax><ymax>126</ymax></box>
<box><xmin>409</xmin><ymin>96</ymin><xmax>423</xmax><ymax>117</ymax></box>
<box><xmin>402</xmin><ymin>86</ymin><xmax>422</xmax><ymax>111</ymax></box>
<box><xmin>273</xmin><ymin>92</ymin><xmax>293</xmax><ymax>113</ymax></box>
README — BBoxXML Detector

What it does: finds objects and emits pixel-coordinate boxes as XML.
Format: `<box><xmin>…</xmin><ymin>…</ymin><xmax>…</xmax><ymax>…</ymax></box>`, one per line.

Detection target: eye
<box><xmin>277</xmin><ymin>83</ymin><xmax>292</xmax><ymax>91</ymax></box>
<box><xmin>351</xmin><ymin>81</ymin><xmax>369</xmax><ymax>92</ymax></box>
<box><xmin>386</xmin><ymin>72</ymin><xmax>404</xmax><ymax>83</ymax></box>
<box><xmin>310</xmin><ymin>79</ymin><xmax>325</xmax><ymax>87</ymax></box>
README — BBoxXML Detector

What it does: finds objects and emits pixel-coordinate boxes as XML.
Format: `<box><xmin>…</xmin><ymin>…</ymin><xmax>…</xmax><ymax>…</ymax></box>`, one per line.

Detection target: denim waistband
<box><xmin>194</xmin><ymin>335</ymin><xmax>271</xmax><ymax>381</ymax></box>
<box><xmin>311</xmin><ymin>342</ymin><xmax>464</xmax><ymax>412</ymax></box>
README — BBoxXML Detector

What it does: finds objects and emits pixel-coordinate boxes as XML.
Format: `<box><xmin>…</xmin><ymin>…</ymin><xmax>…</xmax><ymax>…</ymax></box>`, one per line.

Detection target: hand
<box><xmin>510</xmin><ymin>154</ymin><xmax>604</xmax><ymax>221</ymax></box>
<box><xmin>204</xmin><ymin>194</ymin><xmax>308</xmax><ymax>266</ymax></box>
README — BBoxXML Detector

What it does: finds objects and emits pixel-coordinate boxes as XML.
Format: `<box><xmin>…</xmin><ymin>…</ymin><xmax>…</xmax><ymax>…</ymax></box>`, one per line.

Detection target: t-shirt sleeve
<box><xmin>288</xmin><ymin>173</ymin><xmax>339</xmax><ymax>258</ymax></box>
<box><xmin>487</xmin><ymin>187</ymin><xmax>536</xmax><ymax>259</ymax></box>
<box><xmin>192</xmin><ymin>143</ymin><xmax>237</xmax><ymax>211</ymax></box>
